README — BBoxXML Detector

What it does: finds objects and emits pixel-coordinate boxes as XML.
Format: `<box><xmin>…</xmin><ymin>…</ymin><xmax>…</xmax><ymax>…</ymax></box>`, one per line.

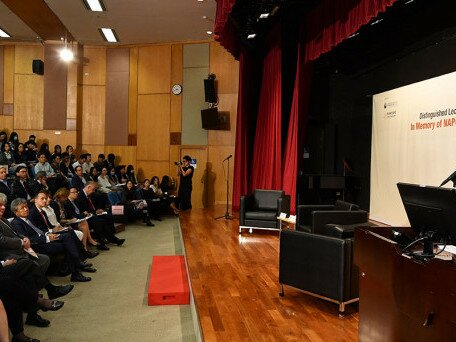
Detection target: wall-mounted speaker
<box><xmin>32</xmin><ymin>59</ymin><xmax>44</xmax><ymax>75</ymax></box>
<box><xmin>204</xmin><ymin>78</ymin><xmax>217</xmax><ymax>103</ymax></box>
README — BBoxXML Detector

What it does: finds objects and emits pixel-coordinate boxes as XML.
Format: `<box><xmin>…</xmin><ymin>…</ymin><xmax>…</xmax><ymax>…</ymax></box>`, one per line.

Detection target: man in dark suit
<box><xmin>77</xmin><ymin>182</ymin><xmax>125</xmax><ymax>246</ymax></box>
<box><xmin>0</xmin><ymin>193</ymin><xmax>72</xmax><ymax>327</ymax></box>
<box><xmin>0</xmin><ymin>166</ymin><xmax>14</xmax><ymax>218</ymax></box>
<box><xmin>10</xmin><ymin>195</ymin><xmax>93</xmax><ymax>282</ymax></box>
<box><xmin>11</xmin><ymin>165</ymin><xmax>33</xmax><ymax>201</ymax></box>
<box><xmin>70</xmin><ymin>165</ymin><xmax>86</xmax><ymax>191</ymax></box>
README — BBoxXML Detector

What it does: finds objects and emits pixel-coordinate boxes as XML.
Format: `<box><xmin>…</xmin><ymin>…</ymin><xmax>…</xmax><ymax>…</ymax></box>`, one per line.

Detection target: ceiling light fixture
<box><xmin>259</xmin><ymin>13</ymin><xmax>270</xmax><ymax>19</ymax></box>
<box><xmin>404</xmin><ymin>0</ymin><xmax>415</xmax><ymax>4</ymax></box>
<box><xmin>99</xmin><ymin>28</ymin><xmax>118</xmax><ymax>43</ymax></box>
<box><xmin>348</xmin><ymin>32</ymin><xmax>359</xmax><ymax>39</ymax></box>
<box><xmin>206</xmin><ymin>31</ymin><xmax>213</xmax><ymax>35</ymax></box>
<box><xmin>59</xmin><ymin>37</ymin><xmax>74</xmax><ymax>62</ymax></box>
<box><xmin>247</xmin><ymin>33</ymin><xmax>256</xmax><ymax>39</ymax></box>
<box><xmin>0</xmin><ymin>27</ymin><xmax>11</xmax><ymax>38</ymax></box>
<box><xmin>82</xmin><ymin>0</ymin><xmax>105</xmax><ymax>11</ymax></box>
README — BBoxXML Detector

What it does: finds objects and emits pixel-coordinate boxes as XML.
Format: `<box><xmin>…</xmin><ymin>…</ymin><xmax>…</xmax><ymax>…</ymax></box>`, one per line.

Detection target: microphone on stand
<box><xmin>222</xmin><ymin>154</ymin><xmax>232</xmax><ymax>162</ymax></box>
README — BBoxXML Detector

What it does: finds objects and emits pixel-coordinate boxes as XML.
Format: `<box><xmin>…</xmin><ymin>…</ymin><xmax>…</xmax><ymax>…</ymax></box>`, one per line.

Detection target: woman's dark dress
<box><xmin>178</xmin><ymin>165</ymin><xmax>194</xmax><ymax>210</ymax></box>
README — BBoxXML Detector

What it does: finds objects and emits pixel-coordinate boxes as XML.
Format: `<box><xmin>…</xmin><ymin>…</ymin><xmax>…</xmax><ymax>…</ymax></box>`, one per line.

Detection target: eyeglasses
<box><xmin>17</xmin><ymin>206</ymin><xmax>28</xmax><ymax>211</ymax></box>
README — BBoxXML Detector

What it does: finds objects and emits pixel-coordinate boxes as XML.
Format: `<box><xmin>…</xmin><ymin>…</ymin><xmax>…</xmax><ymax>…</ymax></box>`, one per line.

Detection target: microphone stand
<box><xmin>215</xmin><ymin>156</ymin><xmax>234</xmax><ymax>220</ymax></box>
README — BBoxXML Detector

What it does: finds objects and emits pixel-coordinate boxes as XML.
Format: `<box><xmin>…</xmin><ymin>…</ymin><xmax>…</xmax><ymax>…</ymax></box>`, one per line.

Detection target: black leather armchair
<box><xmin>239</xmin><ymin>189</ymin><xmax>290</xmax><ymax>233</ymax></box>
<box><xmin>296</xmin><ymin>200</ymin><xmax>368</xmax><ymax>234</ymax></box>
<box><xmin>279</xmin><ymin>223</ymin><xmax>360</xmax><ymax>314</ymax></box>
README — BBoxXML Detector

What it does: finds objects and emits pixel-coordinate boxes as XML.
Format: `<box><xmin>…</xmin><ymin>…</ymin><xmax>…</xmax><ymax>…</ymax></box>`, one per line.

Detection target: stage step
<box><xmin>148</xmin><ymin>255</ymin><xmax>190</xmax><ymax>306</ymax></box>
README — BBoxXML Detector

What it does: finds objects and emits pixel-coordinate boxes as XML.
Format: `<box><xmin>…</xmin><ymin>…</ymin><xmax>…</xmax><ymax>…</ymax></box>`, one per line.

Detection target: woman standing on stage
<box><xmin>177</xmin><ymin>155</ymin><xmax>194</xmax><ymax>210</ymax></box>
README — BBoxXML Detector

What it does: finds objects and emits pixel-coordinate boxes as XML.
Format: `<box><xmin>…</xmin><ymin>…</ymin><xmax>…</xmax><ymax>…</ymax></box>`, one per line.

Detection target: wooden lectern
<box><xmin>354</xmin><ymin>226</ymin><xmax>456</xmax><ymax>341</ymax></box>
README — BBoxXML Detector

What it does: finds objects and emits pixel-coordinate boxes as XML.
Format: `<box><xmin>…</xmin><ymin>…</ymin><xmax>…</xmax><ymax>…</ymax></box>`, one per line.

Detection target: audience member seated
<box><xmin>38</xmin><ymin>143</ymin><xmax>51</xmax><ymax>163</ymax></box>
<box><xmin>106</xmin><ymin>153</ymin><xmax>116</xmax><ymax>170</ymax></box>
<box><xmin>148</xmin><ymin>177</ymin><xmax>179</xmax><ymax>216</ymax></box>
<box><xmin>65</xmin><ymin>145</ymin><xmax>76</xmax><ymax>164</ymax></box>
<box><xmin>34</xmin><ymin>154</ymin><xmax>55</xmax><ymax>178</ymax></box>
<box><xmin>13</xmin><ymin>143</ymin><xmax>28</xmax><ymax>168</ymax></box>
<box><xmin>93</xmin><ymin>154</ymin><xmax>108</xmax><ymax>172</ymax></box>
<box><xmin>116</xmin><ymin>165</ymin><xmax>128</xmax><ymax>185</ymax></box>
<box><xmin>59</xmin><ymin>152</ymin><xmax>74</xmax><ymax>179</ymax></box>
<box><xmin>10</xmin><ymin>196</ymin><xmax>93</xmax><ymax>282</ymax></box>
<box><xmin>0</xmin><ymin>132</ymin><xmax>7</xmax><ymax>151</ymax></box>
<box><xmin>50</xmin><ymin>144</ymin><xmax>62</xmax><ymax>161</ymax></box>
<box><xmin>0</xmin><ymin>142</ymin><xmax>25</xmax><ymax>175</ymax></box>
<box><xmin>121</xmin><ymin>180</ymin><xmax>153</xmax><ymax>226</ymax></box>
<box><xmin>89</xmin><ymin>167</ymin><xmax>99</xmax><ymax>182</ymax></box>
<box><xmin>126</xmin><ymin>165</ymin><xmax>138</xmax><ymax>184</ymax></box>
<box><xmin>11</xmin><ymin>166</ymin><xmax>33</xmax><ymax>202</ymax></box>
<box><xmin>0</xmin><ymin>166</ymin><xmax>13</xmax><ymax>218</ymax></box>
<box><xmin>71</xmin><ymin>165</ymin><xmax>87</xmax><ymax>191</ymax></box>
<box><xmin>8</xmin><ymin>131</ymin><xmax>19</xmax><ymax>152</ymax></box>
<box><xmin>72</xmin><ymin>154</ymin><xmax>87</xmax><ymax>172</ymax></box>
<box><xmin>25</xmin><ymin>142</ymin><xmax>38</xmax><ymax>167</ymax></box>
<box><xmin>29</xmin><ymin>171</ymin><xmax>49</xmax><ymax>198</ymax></box>
<box><xmin>53</xmin><ymin>188</ymin><xmax>99</xmax><ymax>250</ymax></box>
<box><xmin>97</xmin><ymin>167</ymin><xmax>115</xmax><ymax>193</ymax></box>
<box><xmin>23</xmin><ymin>135</ymin><xmax>36</xmax><ymax>149</ymax></box>
<box><xmin>77</xmin><ymin>182</ymin><xmax>124</xmax><ymax>240</ymax></box>
<box><xmin>82</xmin><ymin>153</ymin><xmax>93</xmax><ymax>175</ymax></box>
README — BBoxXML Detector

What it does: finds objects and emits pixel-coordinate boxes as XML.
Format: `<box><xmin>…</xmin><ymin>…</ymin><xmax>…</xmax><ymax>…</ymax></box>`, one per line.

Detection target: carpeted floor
<box><xmin>25</xmin><ymin>217</ymin><xmax>199</xmax><ymax>342</ymax></box>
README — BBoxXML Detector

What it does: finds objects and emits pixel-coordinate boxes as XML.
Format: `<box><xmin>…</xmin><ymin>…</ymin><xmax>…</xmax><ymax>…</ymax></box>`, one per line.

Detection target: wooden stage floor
<box><xmin>179</xmin><ymin>206</ymin><xmax>359</xmax><ymax>341</ymax></box>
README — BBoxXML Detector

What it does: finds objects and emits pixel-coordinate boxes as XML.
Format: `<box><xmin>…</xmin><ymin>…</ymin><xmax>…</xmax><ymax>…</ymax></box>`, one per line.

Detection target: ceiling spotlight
<box><xmin>0</xmin><ymin>27</ymin><xmax>11</xmax><ymax>38</ymax></box>
<box><xmin>247</xmin><ymin>33</ymin><xmax>256</xmax><ymax>39</ymax></box>
<box><xmin>60</xmin><ymin>48</ymin><xmax>74</xmax><ymax>62</ymax></box>
<box><xmin>82</xmin><ymin>0</ymin><xmax>105</xmax><ymax>11</ymax></box>
<box><xmin>99</xmin><ymin>28</ymin><xmax>118</xmax><ymax>43</ymax></box>
<box><xmin>206</xmin><ymin>31</ymin><xmax>213</xmax><ymax>35</ymax></box>
<box><xmin>404</xmin><ymin>0</ymin><xmax>415</xmax><ymax>4</ymax></box>
<box><xmin>259</xmin><ymin>13</ymin><xmax>270</xmax><ymax>19</ymax></box>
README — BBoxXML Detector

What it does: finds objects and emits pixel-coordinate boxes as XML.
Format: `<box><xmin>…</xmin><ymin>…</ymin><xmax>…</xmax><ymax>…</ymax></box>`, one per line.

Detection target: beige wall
<box><xmin>0</xmin><ymin>41</ymin><xmax>239</xmax><ymax>207</ymax></box>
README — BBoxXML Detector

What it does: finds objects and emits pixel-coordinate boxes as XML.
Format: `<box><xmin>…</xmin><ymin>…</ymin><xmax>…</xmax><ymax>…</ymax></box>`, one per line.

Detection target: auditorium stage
<box><xmin>179</xmin><ymin>206</ymin><xmax>359</xmax><ymax>341</ymax></box>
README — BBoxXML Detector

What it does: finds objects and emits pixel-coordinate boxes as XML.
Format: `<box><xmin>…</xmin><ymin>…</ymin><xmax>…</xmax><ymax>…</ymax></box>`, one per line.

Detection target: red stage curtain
<box><xmin>282</xmin><ymin>48</ymin><xmax>313</xmax><ymax>214</ymax></box>
<box><xmin>232</xmin><ymin>49</ymin><xmax>256</xmax><ymax>211</ymax></box>
<box><xmin>214</xmin><ymin>0</ymin><xmax>240</xmax><ymax>59</ymax></box>
<box><xmin>304</xmin><ymin>0</ymin><xmax>398</xmax><ymax>62</ymax></box>
<box><xmin>251</xmin><ymin>31</ymin><xmax>282</xmax><ymax>190</ymax></box>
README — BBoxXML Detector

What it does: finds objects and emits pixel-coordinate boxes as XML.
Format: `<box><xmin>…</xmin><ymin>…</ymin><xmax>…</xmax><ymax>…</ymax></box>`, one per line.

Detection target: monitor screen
<box><xmin>397</xmin><ymin>182</ymin><xmax>456</xmax><ymax>244</ymax></box>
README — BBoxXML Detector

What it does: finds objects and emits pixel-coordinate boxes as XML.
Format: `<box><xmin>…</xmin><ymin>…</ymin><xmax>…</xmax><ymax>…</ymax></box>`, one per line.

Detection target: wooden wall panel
<box><xmin>3</xmin><ymin>46</ymin><xmax>14</xmax><ymax>104</ymax></box>
<box><xmin>208</xmin><ymin>146</ymin><xmax>235</xmax><ymax>205</ymax></box>
<box><xmin>80</xmin><ymin>144</ymin><xmax>105</xmax><ymax>159</ymax></box>
<box><xmin>0</xmin><ymin>116</ymin><xmax>14</xmax><ymax>131</ymax></box>
<box><xmin>209</xmin><ymin>42</ymin><xmax>239</xmax><ymax>94</ymax></box>
<box><xmin>208</xmin><ymin>93</ymin><xmax>238</xmax><ymax>146</ymax></box>
<box><xmin>104</xmin><ymin>146</ymin><xmax>137</xmax><ymax>166</ymax></box>
<box><xmin>170</xmin><ymin>44</ymin><xmax>183</xmax><ymax>132</ymax></box>
<box><xmin>169</xmin><ymin>145</ymin><xmax>180</xmax><ymax>176</ymax></box>
<box><xmin>0</xmin><ymin>46</ymin><xmax>3</xmax><ymax>110</ymax></box>
<box><xmin>137</xmin><ymin>94</ymin><xmax>170</xmax><ymax>160</ymax></box>
<box><xmin>14</xmin><ymin>74</ymin><xmax>43</xmax><ymax>129</ymax></box>
<box><xmin>82</xmin><ymin>47</ymin><xmax>106</xmax><ymax>86</ymax></box>
<box><xmin>138</xmin><ymin>45</ymin><xmax>171</xmax><ymax>94</ymax></box>
<box><xmin>128</xmin><ymin>47</ymin><xmax>138</xmax><ymax>135</ymax></box>
<box><xmin>136</xmin><ymin>160</ymin><xmax>170</xmax><ymax>183</ymax></box>
<box><xmin>14</xmin><ymin>45</ymin><xmax>43</xmax><ymax>75</ymax></box>
<box><xmin>81</xmin><ymin>85</ymin><xmax>105</xmax><ymax>145</ymax></box>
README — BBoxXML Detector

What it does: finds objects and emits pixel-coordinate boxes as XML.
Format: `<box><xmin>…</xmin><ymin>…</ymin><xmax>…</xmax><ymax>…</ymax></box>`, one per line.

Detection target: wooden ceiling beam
<box><xmin>1</xmin><ymin>0</ymin><xmax>74</xmax><ymax>41</ymax></box>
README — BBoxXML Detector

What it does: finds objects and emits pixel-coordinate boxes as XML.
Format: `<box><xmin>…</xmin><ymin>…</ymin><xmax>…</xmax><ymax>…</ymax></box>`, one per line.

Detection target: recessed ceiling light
<box><xmin>247</xmin><ymin>33</ymin><xmax>256</xmax><ymax>39</ymax></box>
<box><xmin>99</xmin><ymin>28</ymin><xmax>118</xmax><ymax>43</ymax></box>
<box><xmin>82</xmin><ymin>0</ymin><xmax>105</xmax><ymax>12</ymax></box>
<box><xmin>0</xmin><ymin>27</ymin><xmax>11</xmax><ymax>38</ymax></box>
<box><xmin>259</xmin><ymin>13</ymin><xmax>270</xmax><ymax>19</ymax></box>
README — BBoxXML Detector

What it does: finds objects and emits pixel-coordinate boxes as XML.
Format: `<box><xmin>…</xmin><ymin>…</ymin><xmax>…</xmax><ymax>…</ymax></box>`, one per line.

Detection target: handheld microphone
<box><xmin>223</xmin><ymin>155</ymin><xmax>232</xmax><ymax>162</ymax></box>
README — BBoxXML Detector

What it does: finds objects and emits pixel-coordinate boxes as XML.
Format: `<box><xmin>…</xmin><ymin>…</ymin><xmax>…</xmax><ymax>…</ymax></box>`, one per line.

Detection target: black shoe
<box><xmin>96</xmin><ymin>243</ymin><xmax>110</xmax><ymax>251</ymax></box>
<box><xmin>25</xmin><ymin>313</ymin><xmax>50</xmax><ymax>327</ymax></box>
<box><xmin>146</xmin><ymin>221</ymin><xmax>154</xmax><ymax>226</ymax></box>
<box><xmin>81</xmin><ymin>266</ymin><xmax>97</xmax><ymax>273</ymax></box>
<box><xmin>71</xmin><ymin>272</ymin><xmax>92</xmax><ymax>282</ymax></box>
<box><xmin>12</xmin><ymin>332</ymin><xmax>40</xmax><ymax>342</ymax></box>
<box><xmin>79</xmin><ymin>261</ymin><xmax>93</xmax><ymax>268</ymax></box>
<box><xmin>47</xmin><ymin>284</ymin><xmax>74</xmax><ymax>300</ymax></box>
<box><xmin>85</xmin><ymin>250</ymin><xmax>99</xmax><ymax>259</ymax></box>
<box><xmin>115</xmin><ymin>238</ymin><xmax>125</xmax><ymax>246</ymax></box>
<box><xmin>39</xmin><ymin>299</ymin><xmax>64</xmax><ymax>312</ymax></box>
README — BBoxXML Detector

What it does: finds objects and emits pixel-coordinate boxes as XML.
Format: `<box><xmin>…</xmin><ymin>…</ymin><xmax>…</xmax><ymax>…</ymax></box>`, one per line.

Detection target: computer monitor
<box><xmin>397</xmin><ymin>182</ymin><xmax>456</xmax><ymax>244</ymax></box>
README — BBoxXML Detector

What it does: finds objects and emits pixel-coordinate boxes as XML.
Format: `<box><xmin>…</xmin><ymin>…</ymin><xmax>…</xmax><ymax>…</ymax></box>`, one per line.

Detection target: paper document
<box><xmin>438</xmin><ymin>244</ymin><xmax>456</xmax><ymax>255</ymax></box>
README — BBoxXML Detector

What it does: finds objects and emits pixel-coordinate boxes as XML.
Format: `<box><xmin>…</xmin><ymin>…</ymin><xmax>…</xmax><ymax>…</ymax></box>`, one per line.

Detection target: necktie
<box><xmin>87</xmin><ymin>196</ymin><xmax>95</xmax><ymax>211</ymax></box>
<box><xmin>22</xmin><ymin>181</ymin><xmax>31</xmax><ymax>199</ymax></box>
<box><xmin>39</xmin><ymin>210</ymin><xmax>50</xmax><ymax>229</ymax></box>
<box><xmin>26</xmin><ymin>219</ymin><xmax>44</xmax><ymax>236</ymax></box>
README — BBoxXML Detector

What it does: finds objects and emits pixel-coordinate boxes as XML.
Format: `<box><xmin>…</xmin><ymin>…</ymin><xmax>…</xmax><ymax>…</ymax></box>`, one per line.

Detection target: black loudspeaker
<box><xmin>32</xmin><ymin>60</ymin><xmax>44</xmax><ymax>75</ymax></box>
<box><xmin>204</xmin><ymin>78</ymin><xmax>217</xmax><ymax>103</ymax></box>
